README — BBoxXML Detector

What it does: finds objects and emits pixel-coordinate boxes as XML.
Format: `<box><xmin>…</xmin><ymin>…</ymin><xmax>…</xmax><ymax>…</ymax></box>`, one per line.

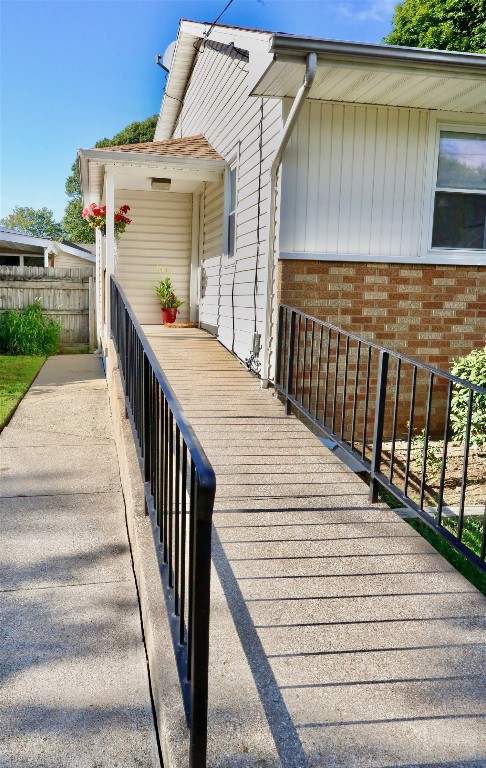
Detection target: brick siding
<box><xmin>278</xmin><ymin>261</ymin><xmax>485</xmax><ymax>372</ymax></box>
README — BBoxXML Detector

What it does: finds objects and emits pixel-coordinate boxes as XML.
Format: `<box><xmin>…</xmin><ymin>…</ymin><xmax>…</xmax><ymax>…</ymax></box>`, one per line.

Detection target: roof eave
<box><xmin>78</xmin><ymin>147</ymin><xmax>226</xmax><ymax>170</ymax></box>
<box><xmin>269</xmin><ymin>34</ymin><xmax>486</xmax><ymax>78</ymax></box>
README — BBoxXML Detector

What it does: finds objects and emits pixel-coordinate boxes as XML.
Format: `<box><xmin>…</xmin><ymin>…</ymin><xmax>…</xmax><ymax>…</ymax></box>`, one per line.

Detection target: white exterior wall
<box><xmin>114</xmin><ymin>189</ymin><xmax>192</xmax><ymax>324</ymax></box>
<box><xmin>280</xmin><ymin>101</ymin><xmax>431</xmax><ymax>259</ymax></box>
<box><xmin>170</xmin><ymin>41</ymin><xmax>284</xmax><ymax>363</ymax></box>
<box><xmin>54</xmin><ymin>252</ymin><xmax>94</xmax><ymax>270</ymax></box>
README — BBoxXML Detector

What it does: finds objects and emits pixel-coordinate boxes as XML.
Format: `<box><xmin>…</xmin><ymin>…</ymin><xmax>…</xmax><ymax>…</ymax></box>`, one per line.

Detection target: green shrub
<box><xmin>0</xmin><ymin>300</ymin><xmax>62</xmax><ymax>356</ymax></box>
<box><xmin>450</xmin><ymin>346</ymin><xmax>486</xmax><ymax>447</ymax></box>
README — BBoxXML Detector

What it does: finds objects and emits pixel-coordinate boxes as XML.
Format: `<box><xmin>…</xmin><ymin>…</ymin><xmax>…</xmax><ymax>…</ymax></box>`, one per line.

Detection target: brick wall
<box><xmin>277</xmin><ymin>260</ymin><xmax>485</xmax><ymax>438</ymax></box>
<box><xmin>278</xmin><ymin>261</ymin><xmax>485</xmax><ymax>372</ymax></box>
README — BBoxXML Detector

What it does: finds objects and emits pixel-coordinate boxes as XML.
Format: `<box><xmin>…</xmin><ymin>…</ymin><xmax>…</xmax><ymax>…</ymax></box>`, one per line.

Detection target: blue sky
<box><xmin>0</xmin><ymin>0</ymin><xmax>397</xmax><ymax>223</ymax></box>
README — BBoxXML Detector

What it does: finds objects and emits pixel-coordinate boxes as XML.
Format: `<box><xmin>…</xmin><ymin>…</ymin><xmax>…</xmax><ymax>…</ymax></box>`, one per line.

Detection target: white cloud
<box><xmin>337</xmin><ymin>0</ymin><xmax>397</xmax><ymax>22</ymax></box>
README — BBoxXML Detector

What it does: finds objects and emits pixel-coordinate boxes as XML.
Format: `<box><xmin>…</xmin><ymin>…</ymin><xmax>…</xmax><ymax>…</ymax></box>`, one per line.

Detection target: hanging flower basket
<box><xmin>82</xmin><ymin>203</ymin><xmax>131</xmax><ymax>238</ymax></box>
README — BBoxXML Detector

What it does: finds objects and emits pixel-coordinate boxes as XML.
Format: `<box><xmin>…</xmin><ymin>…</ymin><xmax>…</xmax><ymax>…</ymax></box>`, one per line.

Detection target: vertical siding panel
<box><xmin>390</xmin><ymin>109</ymin><xmax>410</xmax><ymax>257</ymax></box>
<box><xmin>294</xmin><ymin>103</ymin><xmax>310</xmax><ymax>252</ymax></box>
<box><xmin>317</xmin><ymin>103</ymin><xmax>332</xmax><ymax>253</ymax></box>
<box><xmin>304</xmin><ymin>101</ymin><xmax>321</xmax><ymax>252</ymax></box>
<box><xmin>326</xmin><ymin>103</ymin><xmax>344</xmax><ymax>253</ymax></box>
<box><xmin>337</xmin><ymin>105</ymin><xmax>356</xmax><ymax>254</ymax></box>
<box><xmin>359</xmin><ymin>106</ymin><xmax>378</xmax><ymax>255</ymax></box>
<box><xmin>348</xmin><ymin>106</ymin><xmax>366</xmax><ymax>254</ymax></box>
<box><xmin>400</xmin><ymin>109</ymin><xmax>419</xmax><ymax>257</ymax></box>
<box><xmin>379</xmin><ymin>108</ymin><xmax>399</xmax><ymax>257</ymax></box>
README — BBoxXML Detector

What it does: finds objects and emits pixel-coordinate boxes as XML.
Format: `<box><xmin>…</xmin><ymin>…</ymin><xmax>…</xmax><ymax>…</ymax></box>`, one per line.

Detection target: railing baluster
<box><xmin>362</xmin><ymin>346</ymin><xmax>372</xmax><ymax>460</ymax></box>
<box><xmin>389</xmin><ymin>358</ymin><xmax>401</xmax><ymax>483</ymax></box>
<box><xmin>437</xmin><ymin>381</ymin><xmax>452</xmax><ymax>527</ymax></box>
<box><xmin>285</xmin><ymin>310</ymin><xmax>296</xmax><ymax>416</ymax></box>
<box><xmin>419</xmin><ymin>373</ymin><xmax>434</xmax><ymax>510</ymax></box>
<box><xmin>341</xmin><ymin>336</ymin><xmax>350</xmax><ymax>441</ymax></box>
<box><xmin>369</xmin><ymin>351</ymin><xmax>389</xmax><ymax>503</ymax></box>
<box><xmin>457</xmin><ymin>390</ymin><xmax>474</xmax><ymax>542</ymax></box>
<box><xmin>404</xmin><ymin>366</ymin><xmax>417</xmax><ymax>497</ymax></box>
<box><xmin>351</xmin><ymin>340</ymin><xmax>361</xmax><ymax>451</ymax></box>
<box><xmin>323</xmin><ymin>328</ymin><xmax>332</xmax><ymax>426</ymax></box>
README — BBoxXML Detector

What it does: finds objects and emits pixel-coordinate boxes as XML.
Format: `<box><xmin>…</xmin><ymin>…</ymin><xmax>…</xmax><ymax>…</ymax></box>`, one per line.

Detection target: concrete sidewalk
<box><xmin>0</xmin><ymin>355</ymin><xmax>160</xmax><ymax>768</ymax></box>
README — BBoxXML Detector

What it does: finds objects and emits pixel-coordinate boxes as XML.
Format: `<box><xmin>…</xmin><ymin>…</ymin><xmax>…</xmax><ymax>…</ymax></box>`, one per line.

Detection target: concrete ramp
<box><xmin>143</xmin><ymin>326</ymin><xmax>486</xmax><ymax>768</ymax></box>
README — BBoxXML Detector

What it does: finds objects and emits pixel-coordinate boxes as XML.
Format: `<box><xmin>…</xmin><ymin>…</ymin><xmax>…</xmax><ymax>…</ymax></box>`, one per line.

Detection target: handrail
<box><xmin>110</xmin><ymin>276</ymin><xmax>216</xmax><ymax>767</ymax></box>
<box><xmin>276</xmin><ymin>304</ymin><xmax>486</xmax><ymax>573</ymax></box>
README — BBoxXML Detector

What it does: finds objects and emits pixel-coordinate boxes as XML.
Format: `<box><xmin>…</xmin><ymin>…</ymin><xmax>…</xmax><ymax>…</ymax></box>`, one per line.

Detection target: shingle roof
<box><xmin>96</xmin><ymin>135</ymin><xmax>222</xmax><ymax>160</ymax></box>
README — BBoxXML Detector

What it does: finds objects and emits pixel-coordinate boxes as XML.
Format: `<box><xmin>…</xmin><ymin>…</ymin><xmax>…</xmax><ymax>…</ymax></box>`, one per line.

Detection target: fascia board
<box><xmin>83</xmin><ymin>148</ymin><xmax>226</xmax><ymax>172</ymax></box>
<box><xmin>269</xmin><ymin>35</ymin><xmax>486</xmax><ymax>79</ymax></box>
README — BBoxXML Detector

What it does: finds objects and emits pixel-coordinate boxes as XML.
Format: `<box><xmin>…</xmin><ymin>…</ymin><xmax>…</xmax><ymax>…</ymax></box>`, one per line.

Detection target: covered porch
<box><xmin>78</xmin><ymin>136</ymin><xmax>226</xmax><ymax>349</ymax></box>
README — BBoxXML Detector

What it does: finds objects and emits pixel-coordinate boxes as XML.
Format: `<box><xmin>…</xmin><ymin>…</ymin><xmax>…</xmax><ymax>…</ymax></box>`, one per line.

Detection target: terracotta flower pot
<box><xmin>161</xmin><ymin>307</ymin><xmax>177</xmax><ymax>324</ymax></box>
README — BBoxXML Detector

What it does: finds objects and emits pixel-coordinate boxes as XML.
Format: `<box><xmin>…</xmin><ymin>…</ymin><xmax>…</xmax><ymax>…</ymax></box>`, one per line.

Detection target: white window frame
<box><xmin>423</xmin><ymin>116</ymin><xmax>486</xmax><ymax>262</ymax></box>
<box><xmin>223</xmin><ymin>147</ymin><xmax>239</xmax><ymax>260</ymax></box>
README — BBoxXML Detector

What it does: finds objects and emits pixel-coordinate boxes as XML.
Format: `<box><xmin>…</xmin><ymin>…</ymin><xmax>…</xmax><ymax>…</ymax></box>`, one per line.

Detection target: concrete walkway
<box><xmin>143</xmin><ymin>326</ymin><xmax>486</xmax><ymax>768</ymax></box>
<box><xmin>0</xmin><ymin>355</ymin><xmax>160</xmax><ymax>768</ymax></box>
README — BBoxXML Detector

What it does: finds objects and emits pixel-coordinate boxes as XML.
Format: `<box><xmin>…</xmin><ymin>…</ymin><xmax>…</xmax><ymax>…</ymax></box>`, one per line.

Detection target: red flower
<box><xmin>100</xmin><ymin>206</ymin><xmax>106</xmax><ymax>214</ymax></box>
<box><xmin>115</xmin><ymin>213</ymin><xmax>122</xmax><ymax>222</ymax></box>
<box><xmin>120</xmin><ymin>204</ymin><xmax>130</xmax><ymax>213</ymax></box>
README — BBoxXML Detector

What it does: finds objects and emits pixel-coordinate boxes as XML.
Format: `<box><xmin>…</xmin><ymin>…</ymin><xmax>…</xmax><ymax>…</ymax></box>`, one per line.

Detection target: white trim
<box><xmin>279</xmin><ymin>251</ymin><xmax>486</xmax><ymax>266</ymax></box>
<box><xmin>190</xmin><ymin>192</ymin><xmax>201</xmax><ymax>322</ymax></box>
<box><xmin>223</xmin><ymin>147</ymin><xmax>239</xmax><ymax>260</ymax></box>
<box><xmin>104</xmin><ymin>171</ymin><xmax>115</xmax><ymax>344</ymax></box>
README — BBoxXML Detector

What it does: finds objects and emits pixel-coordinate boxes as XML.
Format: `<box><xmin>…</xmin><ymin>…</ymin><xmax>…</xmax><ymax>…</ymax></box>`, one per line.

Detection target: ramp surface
<box><xmin>143</xmin><ymin>325</ymin><xmax>486</xmax><ymax>768</ymax></box>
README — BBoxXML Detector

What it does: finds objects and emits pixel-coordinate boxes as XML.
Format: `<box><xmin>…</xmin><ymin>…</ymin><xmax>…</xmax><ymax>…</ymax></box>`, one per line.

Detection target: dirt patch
<box><xmin>382</xmin><ymin>440</ymin><xmax>485</xmax><ymax>508</ymax></box>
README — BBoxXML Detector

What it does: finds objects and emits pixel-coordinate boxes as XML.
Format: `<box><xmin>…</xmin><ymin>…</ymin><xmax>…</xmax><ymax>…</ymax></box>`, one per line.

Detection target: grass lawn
<box><xmin>0</xmin><ymin>355</ymin><xmax>45</xmax><ymax>429</ymax></box>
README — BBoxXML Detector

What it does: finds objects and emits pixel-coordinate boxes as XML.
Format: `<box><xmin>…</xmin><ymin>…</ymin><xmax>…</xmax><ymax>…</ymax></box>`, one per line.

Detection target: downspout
<box><xmin>261</xmin><ymin>51</ymin><xmax>317</xmax><ymax>387</ymax></box>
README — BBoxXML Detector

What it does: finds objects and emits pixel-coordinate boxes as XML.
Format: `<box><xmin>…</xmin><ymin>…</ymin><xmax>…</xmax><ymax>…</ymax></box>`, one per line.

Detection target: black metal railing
<box><xmin>111</xmin><ymin>277</ymin><xmax>216</xmax><ymax>768</ymax></box>
<box><xmin>276</xmin><ymin>304</ymin><xmax>486</xmax><ymax>573</ymax></box>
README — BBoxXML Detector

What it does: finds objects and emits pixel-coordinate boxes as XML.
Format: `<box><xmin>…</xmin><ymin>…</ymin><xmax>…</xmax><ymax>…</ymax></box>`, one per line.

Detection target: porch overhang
<box><xmin>251</xmin><ymin>35</ymin><xmax>486</xmax><ymax>114</ymax></box>
<box><xmin>78</xmin><ymin>138</ymin><xmax>226</xmax><ymax>206</ymax></box>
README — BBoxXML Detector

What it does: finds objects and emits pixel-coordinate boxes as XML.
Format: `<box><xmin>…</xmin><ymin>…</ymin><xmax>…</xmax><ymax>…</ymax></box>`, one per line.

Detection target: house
<box><xmin>78</xmin><ymin>20</ymin><xmax>486</xmax><ymax>383</ymax></box>
<box><xmin>0</xmin><ymin>227</ymin><xmax>96</xmax><ymax>270</ymax></box>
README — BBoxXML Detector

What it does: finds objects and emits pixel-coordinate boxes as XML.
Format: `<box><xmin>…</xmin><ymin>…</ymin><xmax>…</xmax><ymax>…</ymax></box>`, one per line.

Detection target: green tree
<box><xmin>384</xmin><ymin>0</ymin><xmax>486</xmax><ymax>52</ymax></box>
<box><xmin>0</xmin><ymin>206</ymin><xmax>64</xmax><ymax>239</ymax></box>
<box><xmin>62</xmin><ymin>116</ymin><xmax>158</xmax><ymax>243</ymax></box>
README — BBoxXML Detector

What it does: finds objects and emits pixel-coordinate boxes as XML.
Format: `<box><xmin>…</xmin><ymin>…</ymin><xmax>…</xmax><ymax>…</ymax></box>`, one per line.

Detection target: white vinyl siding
<box><xmin>172</xmin><ymin>40</ymin><xmax>283</xmax><ymax>363</ymax></box>
<box><xmin>114</xmin><ymin>189</ymin><xmax>192</xmax><ymax>324</ymax></box>
<box><xmin>280</xmin><ymin>101</ymin><xmax>430</xmax><ymax>259</ymax></box>
<box><xmin>54</xmin><ymin>252</ymin><xmax>94</xmax><ymax>270</ymax></box>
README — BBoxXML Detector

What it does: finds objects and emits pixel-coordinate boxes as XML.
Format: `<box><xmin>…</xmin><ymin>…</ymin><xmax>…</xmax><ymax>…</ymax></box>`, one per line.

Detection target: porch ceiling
<box><xmin>252</xmin><ymin>39</ymin><xmax>486</xmax><ymax>114</ymax></box>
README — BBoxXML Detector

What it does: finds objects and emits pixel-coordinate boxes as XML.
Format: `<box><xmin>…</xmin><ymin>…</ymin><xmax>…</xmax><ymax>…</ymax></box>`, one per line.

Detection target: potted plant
<box><xmin>155</xmin><ymin>271</ymin><xmax>183</xmax><ymax>324</ymax></box>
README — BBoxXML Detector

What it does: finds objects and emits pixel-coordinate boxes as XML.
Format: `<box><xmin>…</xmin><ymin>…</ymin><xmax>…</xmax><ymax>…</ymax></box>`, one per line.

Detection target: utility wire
<box><xmin>203</xmin><ymin>0</ymin><xmax>237</xmax><ymax>45</ymax></box>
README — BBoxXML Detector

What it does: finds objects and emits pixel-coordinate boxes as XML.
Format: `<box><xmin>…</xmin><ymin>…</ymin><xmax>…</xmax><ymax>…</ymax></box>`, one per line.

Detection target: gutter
<box><xmin>261</xmin><ymin>51</ymin><xmax>317</xmax><ymax>387</ymax></box>
<box><xmin>269</xmin><ymin>34</ymin><xmax>486</xmax><ymax>77</ymax></box>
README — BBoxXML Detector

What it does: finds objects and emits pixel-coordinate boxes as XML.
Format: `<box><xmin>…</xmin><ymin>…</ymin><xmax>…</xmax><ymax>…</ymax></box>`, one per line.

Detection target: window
<box><xmin>24</xmin><ymin>256</ymin><xmax>44</xmax><ymax>267</ymax></box>
<box><xmin>432</xmin><ymin>131</ymin><xmax>486</xmax><ymax>250</ymax></box>
<box><xmin>227</xmin><ymin>165</ymin><xmax>237</xmax><ymax>258</ymax></box>
<box><xmin>0</xmin><ymin>255</ymin><xmax>20</xmax><ymax>266</ymax></box>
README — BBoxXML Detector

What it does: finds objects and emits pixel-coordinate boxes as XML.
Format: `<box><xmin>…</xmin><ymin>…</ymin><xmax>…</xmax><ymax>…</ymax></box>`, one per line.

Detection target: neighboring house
<box><xmin>79</xmin><ymin>20</ymin><xmax>486</xmax><ymax>382</ymax></box>
<box><xmin>0</xmin><ymin>227</ymin><xmax>96</xmax><ymax>270</ymax></box>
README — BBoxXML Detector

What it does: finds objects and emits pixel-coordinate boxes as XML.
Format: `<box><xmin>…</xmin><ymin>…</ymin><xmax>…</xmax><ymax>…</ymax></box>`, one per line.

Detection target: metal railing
<box><xmin>276</xmin><ymin>304</ymin><xmax>486</xmax><ymax>573</ymax></box>
<box><xmin>111</xmin><ymin>277</ymin><xmax>216</xmax><ymax>767</ymax></box>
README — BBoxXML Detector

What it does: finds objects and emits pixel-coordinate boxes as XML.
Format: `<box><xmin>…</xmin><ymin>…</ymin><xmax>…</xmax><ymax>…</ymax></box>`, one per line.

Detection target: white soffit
<box><xmin>252</xmin><ymin>42</ymin><xmax>486</xmax><ymax>114</ymax></box>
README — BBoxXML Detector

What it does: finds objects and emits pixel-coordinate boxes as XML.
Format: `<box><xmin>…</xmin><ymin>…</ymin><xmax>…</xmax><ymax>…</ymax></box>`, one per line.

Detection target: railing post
<box><xmin>369</xmin><ymin>350</ymin><xmax>389</xmax><ymax>503</ymax></box>
<box><xmin>189</xmin><ymin>481</ymin><xmax>215</xmax><ymax>768</ymax></box>
<box><xmin>276</xmin><ymin>305</ymin><xmax>284</xmax><ymax>387</ymax></box>
<box><xmin>285</xmin><ymin>310</ymin><xmax>297</xmax><ymax>416</ymax></box>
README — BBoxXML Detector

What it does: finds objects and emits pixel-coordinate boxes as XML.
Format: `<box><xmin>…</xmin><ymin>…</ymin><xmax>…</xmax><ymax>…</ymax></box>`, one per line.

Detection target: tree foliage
<box><xmin>384</xmin><ymin>0</ymin><xmax>486</xmax><ymax>52</ymax></box>
<box><xmin>0</xmin><ymin>206</ymin><xmax>64</xmax><ymax>239</ymax></box>
<box><xmin>62</xmin><ymin>116</ymin><xmax>158</xmax><ymax>243</ymax></box>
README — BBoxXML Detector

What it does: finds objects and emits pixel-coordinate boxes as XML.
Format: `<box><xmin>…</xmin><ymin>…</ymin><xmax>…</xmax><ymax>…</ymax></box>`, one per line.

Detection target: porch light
<box><xmin>151</xmin><ymin>177</ymin><xmax>171</xmax><ymax>190</ymax></box>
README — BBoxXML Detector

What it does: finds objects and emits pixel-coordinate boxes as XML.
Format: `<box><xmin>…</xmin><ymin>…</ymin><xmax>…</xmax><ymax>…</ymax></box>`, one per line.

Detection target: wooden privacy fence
<box><xmin>0</xmin><ymin>265</ymin><xmax>96</xmax><ymax>350</ymax></box>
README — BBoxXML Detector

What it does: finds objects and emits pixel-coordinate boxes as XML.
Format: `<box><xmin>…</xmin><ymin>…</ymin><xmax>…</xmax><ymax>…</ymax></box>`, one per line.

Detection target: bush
<box><xmin>0</xmin><ymin>300</ymin><xmax>62</xmax><ymax>355</ymax></box>
<box><xmin>450</xmin><ymin>346</ymin><xmax>486</xmax><ymax>448</ymax></box>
